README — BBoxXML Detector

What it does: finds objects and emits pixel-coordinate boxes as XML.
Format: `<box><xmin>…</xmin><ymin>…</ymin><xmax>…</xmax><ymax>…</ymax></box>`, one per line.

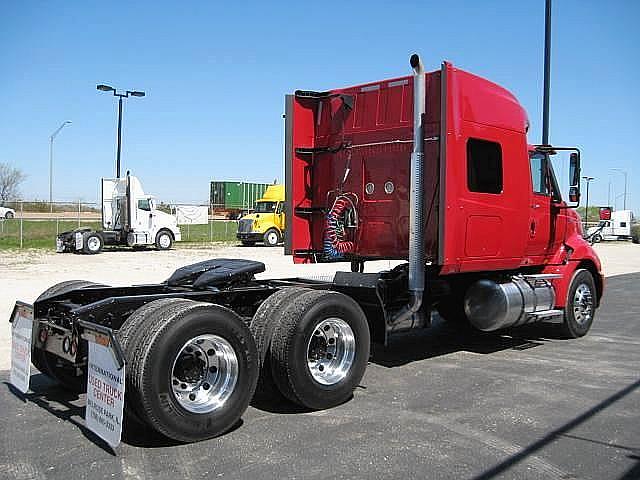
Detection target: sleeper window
<box><xmin>467</xmin><ymin>139</ymin><xmax>503</xmax><ymax>194</ymax></box>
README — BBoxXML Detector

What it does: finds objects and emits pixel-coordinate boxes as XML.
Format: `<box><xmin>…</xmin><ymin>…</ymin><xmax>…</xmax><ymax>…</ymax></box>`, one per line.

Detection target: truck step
<box><xmin>522</xmin><ymin>274</ymin><xmax>563</xmax><ymax>280</ymax></box>
<box><xmin>528</xmin><ymin>309</ymin><xmax>564</xmax><ymax>320</ymax></box>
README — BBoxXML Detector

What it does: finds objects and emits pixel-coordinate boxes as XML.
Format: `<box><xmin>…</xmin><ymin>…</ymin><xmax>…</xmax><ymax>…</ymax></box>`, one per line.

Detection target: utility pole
<box><xmin>612</xmin><ymin>168</ymin><xmax>628</xmax><ymax>210</ymax></box>
<box><xmin>583</xmin><ymin>176</ymin><xmax>594</xmax><ymax>228</ymax></box>
<box><xmin>49</xmin><ymin>121</ymin><xmax>72</xmax><ymax>210</ymax></box>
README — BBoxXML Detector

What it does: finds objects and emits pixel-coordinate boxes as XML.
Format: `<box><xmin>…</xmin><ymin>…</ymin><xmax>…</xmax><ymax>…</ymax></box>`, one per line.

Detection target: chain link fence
<box><xmin>0</xmin><ymin>200</ymin><xmax>239</xmax><ymax>249</ymax></box>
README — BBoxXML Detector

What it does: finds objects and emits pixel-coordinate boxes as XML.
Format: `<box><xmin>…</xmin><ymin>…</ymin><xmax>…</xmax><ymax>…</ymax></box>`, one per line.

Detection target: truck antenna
<box><xmin>542</xmin><ymin>0</ymin><xmax>552</xmax><ymax>145</ymax></box>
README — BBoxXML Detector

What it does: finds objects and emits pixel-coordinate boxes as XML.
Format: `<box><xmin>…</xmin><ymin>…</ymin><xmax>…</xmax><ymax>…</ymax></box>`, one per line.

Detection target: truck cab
<box><xmin>286</xmin><ymin>58</ymin><xmax>603</xmax><ymax>337</ymax></box>
<box><xmin>56</xmin><ymin>173</ymin><xmax>181</xmax><ymax>253</ymax></box>
<box><xmin>587</xmin><ymin>209</ymin><xmax>633</xmax><ymax>242</ymax></box>
<box><xmin>236</xmin><ymin>184</ymin><xmax>285</xmax><ymax>246</ymax></box>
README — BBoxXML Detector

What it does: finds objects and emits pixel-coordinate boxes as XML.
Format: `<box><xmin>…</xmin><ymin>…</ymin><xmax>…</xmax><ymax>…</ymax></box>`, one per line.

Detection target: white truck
<box><xmin>56</xmin><ymin>173</ymin><xmax>181</xmax><ymax>253</ymax></box>
<box><xmin>587</xmin><ymin>209</ymin><xmax>634</xmax><ymax>243</ymax></box>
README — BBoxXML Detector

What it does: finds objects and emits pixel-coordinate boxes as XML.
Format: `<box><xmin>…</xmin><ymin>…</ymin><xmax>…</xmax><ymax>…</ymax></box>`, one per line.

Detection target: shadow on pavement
<box><xmin>4</xmin><ymin>373</ymin><xmax>116</xmax><ymax>455</ymax></box>
<box><xmin>3</xmin><ymin>372</ymin><xmax>242</xmax><ymax>449</ymax></box>
<box><xmin>370</xmin><ymin>317</ymin><xmax>563</xmax><ymax>368</ymax></box>
<box><xmin>471</xmin><ymin>378</ymin><xmax>640</xmax><ymax>480</ymax></box>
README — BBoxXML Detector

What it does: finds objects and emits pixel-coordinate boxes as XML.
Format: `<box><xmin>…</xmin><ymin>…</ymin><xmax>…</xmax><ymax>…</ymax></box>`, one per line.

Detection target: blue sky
<box><xmin>1</xmin><ymin>0</ymin><xmax>638</xmax><ymax>213</ymax></box>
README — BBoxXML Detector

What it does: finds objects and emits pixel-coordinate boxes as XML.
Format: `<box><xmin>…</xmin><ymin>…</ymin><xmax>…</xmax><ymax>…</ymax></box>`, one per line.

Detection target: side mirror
<box><xmin>568</xmin><ymin>152</ymin><xmax>581</xmax><ymax>206</ymax></box>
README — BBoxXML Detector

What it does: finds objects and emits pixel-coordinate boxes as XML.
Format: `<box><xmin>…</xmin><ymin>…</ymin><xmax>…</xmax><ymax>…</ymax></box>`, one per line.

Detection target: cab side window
<box><xmin>275</xmin><ymin>202</ymin><xmax>283</xmax><ymax>214</ymax></box>
<box><xmin>467</xmin><ymin>138</ymin><xmax>503</xmax><ymax>194</ymax></box>
<box><xmin>530</xmin><ymin>153</ymin><xmax>550</xmax><ymax>195</ymax></box>
<box><xmin>138</xmin><ymin>199</ymin><xmax>151</xmax><ymax>211</ymax></box>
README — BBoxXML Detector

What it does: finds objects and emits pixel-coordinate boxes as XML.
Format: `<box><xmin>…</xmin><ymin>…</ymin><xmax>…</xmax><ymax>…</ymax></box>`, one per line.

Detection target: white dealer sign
<box><xmin>10</xmin><ymin>302</ymin><xmax>34</xmax><ymax>394</ymax></box>
<box><xmin>85</xmin><ymin>336</ymin><xmax>125</xmax><ymax>448</ymax></box>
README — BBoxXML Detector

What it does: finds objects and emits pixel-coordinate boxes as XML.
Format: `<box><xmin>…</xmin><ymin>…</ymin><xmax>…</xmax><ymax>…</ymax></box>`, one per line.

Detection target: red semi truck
<box><xmin>10</xmin><ymin>55</ymin><xmax>602</xmax><ymax>443</ymax></box>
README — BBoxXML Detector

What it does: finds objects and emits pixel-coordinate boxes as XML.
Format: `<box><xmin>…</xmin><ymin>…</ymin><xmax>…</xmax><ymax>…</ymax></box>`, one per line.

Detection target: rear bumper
<box><xmin>10</xmin><ymin>301</ymin><xmax>125</xmax><ymax>370</ymax></box>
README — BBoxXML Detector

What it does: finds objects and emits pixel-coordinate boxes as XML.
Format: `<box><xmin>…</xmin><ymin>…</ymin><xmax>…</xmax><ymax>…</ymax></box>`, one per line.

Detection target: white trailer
<box><xmin>56</xmin><ymin>172</ymin><xmax>182</xmax><ymax>253</ymax></box>
<box><xmin>587</xmin><ymin>210</ymin><xmax>634</xmax><ymax>243</ymax></box>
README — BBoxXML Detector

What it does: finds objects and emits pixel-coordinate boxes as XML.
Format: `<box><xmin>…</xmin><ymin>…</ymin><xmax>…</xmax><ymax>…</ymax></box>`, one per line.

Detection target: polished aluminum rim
<box><xmin>159</xmin><ymin>233</ymin><xmax>171</xmax><ymax>248</ymax></box>
<box><xmin>171</xmin><ymin>334</ymin><xmax>238</xmax><ymax>414</ymax></box>
<box><xmin>87</xmin><ymin>236</ymin><xmax>101</xmax><ymax>251</ymax></box>
<box><xmin>306</xmin><ymin>317</ymin><xmax>355</xmax><ymax>385</ymax></box>
<box><xmin>573</xmin><ymin>283</ymin><xmax>594</xmax><ymax>326</ymax></box>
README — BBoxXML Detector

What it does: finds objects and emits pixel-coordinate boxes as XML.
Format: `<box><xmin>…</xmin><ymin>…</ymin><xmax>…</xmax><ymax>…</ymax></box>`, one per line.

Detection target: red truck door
<box><xmin>525</xmin><ymin>152</ymin><xmax>563</xmax><ymax>259</ymax></box>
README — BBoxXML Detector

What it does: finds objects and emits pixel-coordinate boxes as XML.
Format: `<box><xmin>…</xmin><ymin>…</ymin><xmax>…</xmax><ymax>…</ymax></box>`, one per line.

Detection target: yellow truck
<box><xmin>236</xmin><ymin>184</ymin><xmax>285</xmax><ymax>246</ymax></box>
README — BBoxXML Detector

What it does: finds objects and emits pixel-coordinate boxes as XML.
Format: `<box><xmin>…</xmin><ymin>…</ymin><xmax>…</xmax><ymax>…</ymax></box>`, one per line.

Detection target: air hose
<box><xmin>323</xmin><ymin>196</ymin><xmax>356</xmax><ymax>258</ymax></box>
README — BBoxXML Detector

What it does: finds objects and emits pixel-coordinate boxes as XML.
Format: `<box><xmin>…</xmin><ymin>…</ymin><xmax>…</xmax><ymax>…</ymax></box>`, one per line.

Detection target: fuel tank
<box><xmin>463</xmin><ymin>277</ymin><xmax>556</xmax><ymax>331</ymax></box>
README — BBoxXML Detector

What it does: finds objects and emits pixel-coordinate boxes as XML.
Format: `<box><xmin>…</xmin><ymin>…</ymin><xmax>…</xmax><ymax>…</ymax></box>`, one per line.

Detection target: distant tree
<box><xmin>576</xmin><ymin>206</ymin><xmax>602</xmax><ymax>223</ymax></box>
<box><xmin>0</xmin><ymin>162</ymin><xmax>26</xmax><ymax>204</ymax></box>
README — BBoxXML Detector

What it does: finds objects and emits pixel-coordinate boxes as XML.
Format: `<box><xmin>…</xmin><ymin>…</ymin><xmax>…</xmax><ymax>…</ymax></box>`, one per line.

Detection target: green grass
<box><xmin>0</xmin><ymin>219</ymin><xmax>239</xmax><ymax>250</ymax></box>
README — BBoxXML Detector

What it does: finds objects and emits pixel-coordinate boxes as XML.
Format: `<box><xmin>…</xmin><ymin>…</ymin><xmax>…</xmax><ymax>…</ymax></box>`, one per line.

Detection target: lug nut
<box><xmin>323</xmin><ymin>325</ymin><xmax>331</xmax><ymax>331</ymax></box>
<box><xmin>181</xmin><ymin>383</ymin><xmax>187</xmax><ymax>389</ymax></box>
<box><xmin>326</xmin><ymin>353</ymin><xmax>333</xmax><ymax>360</ymax></box>
<box><xmin>207</xmin><ymin>349</ymin><xmax>215</xmax><ymax>356</ymax></box>
<box><xmin>202</xmin><ymin>383</ymin><xmax>210</xmax><ymax>390</ymax></box>
<box><xmin>195</xmin><ymin>351</ymin><xmax>202</xmax><ymax>357</ymax></box>
<box><xmin>315</xmin><ymin>330</ymin><xmax>321</xmax><ymax>336</ymax></box>
<box><xmin>209</xmin><ymin>366</ymin><xmax>217</xmax><ymax>373</ymax></box>
<box><xmin>318</xmin><ymin>365</ymin><xmax>324</xmax><ymax>372</ymax></box>
<box><xmin>186</xmin><ymin>346</ymin><xmax>193</xmax><ymax>353</ymax></box>
<box><xmin>173</xmin><ymin>379</ymin><xmax>179</xmax><ymax>385</ymax></box>
<box><xmin>328</xmin><ymin>338</ymin><xmax>335</xmax><ymax>344</ymax></box>
<box><xmin>196</xmin><ymin>339</ymin><xmax>204</xmax><ymax>344</ymax></box>
<box><xmin>189</xmin><ymin>393</ymin><xmax>196</xmax><ymax>401</ymax></box>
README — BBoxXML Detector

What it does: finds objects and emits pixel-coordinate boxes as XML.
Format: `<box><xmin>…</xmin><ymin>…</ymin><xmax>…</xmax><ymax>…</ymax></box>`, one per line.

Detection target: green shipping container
<box><xmin>210</xmin><ymin>181</ymin><xmax>270</xmax><ymax>210</ymax></box>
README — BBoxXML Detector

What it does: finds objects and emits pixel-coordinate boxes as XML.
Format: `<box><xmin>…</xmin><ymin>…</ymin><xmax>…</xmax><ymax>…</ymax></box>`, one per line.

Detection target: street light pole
<box><xmin>542</xmin><ymin>0</ymin><xmax>552</xmax><ymax>145</ymax></box>
<box><xmin>97</xmin><ymin>85</ymin><xmax>145</xmax><ymax>178</ymax></box>
<box><xmin>582</xmin><ymin>175</ymin><xmax>594</xmax><ymax>229</ymax></box>
<box><xmin>116</xmin><ymin>95</ymin><xmax>123</xmax><ymax>178</ymax></box>
<box><xmin>49</xmin><ymin>121</ymin><xmax>72</xmax><ymax>209</ymax></box>
<box><xmin>612</xmin><ymin>168</ymin><xmax>628</xmax><ymax>210</ymax></box>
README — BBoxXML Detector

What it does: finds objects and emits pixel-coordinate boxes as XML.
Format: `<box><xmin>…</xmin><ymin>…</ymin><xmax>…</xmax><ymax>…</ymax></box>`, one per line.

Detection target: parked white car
<box><xmin>0</xmin><ymin>206</ymin><xmax>15</xmax><ymax>219</ymax></box>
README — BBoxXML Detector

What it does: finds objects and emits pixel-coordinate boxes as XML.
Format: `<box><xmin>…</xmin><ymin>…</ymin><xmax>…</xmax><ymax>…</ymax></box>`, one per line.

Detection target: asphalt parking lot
<box><xmin>1</xmin><ymin>272</ymin><xmax>638</xmax><ymax>479</ymax></box>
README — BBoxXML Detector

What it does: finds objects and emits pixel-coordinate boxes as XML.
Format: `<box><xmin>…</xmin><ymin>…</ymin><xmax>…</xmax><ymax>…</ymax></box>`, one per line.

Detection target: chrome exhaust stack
<box><xmin>389</xmin><ymin>53</ymin><xmax>427</xmax><ymax>332</ymax></box>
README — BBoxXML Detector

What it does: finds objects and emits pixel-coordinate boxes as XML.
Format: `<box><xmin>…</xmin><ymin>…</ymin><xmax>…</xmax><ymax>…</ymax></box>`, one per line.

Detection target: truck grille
<box><xmin>238</xmin><ymin>219</ymin><xmax>253</xmax><ymax>233</ymax></box>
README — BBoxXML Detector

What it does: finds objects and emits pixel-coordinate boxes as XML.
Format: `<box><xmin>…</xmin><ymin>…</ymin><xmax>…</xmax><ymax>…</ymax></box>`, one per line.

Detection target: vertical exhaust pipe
<box><xmin>390</xmin><ymin>53</ymin><xmax>426</xmax><ymax>332</ymax></box>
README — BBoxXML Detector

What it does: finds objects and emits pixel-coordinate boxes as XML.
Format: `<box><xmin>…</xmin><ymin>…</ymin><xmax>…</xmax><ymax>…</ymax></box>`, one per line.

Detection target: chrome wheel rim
<box><xmin>306</xmin><ymin>317</ymin><xmax>355</xmax><ymax>385</ymax></box>
<box><xmin>171</xmin><ymin>334</ymin><xmax>238</xmax><ymax>414</ymax></box>
<box><xmin>573</xmin><ymin>283</ymin><xmax>594</xmax><ymax>326</ymax></box>
<box><xmin>87</xmin><ymin>236</ymin><xmax>101</xmax><ymax>252</ymax></box>
<box><xmin>159</xmin><ymin>234</ymin><xmax>171</xmax><ymax>248</ymax></box>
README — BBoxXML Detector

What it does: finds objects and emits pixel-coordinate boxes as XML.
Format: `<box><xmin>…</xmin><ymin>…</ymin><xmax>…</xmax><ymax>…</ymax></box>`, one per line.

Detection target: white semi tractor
<box><xmin>586</xmin><ymin>209</ymin><xmax>634</xmax><ymax>243</ymax></box>
<box><xmin>56</xmin><ymin>173</ymin><xmax>181</xmax><ymax>253</ymax></box>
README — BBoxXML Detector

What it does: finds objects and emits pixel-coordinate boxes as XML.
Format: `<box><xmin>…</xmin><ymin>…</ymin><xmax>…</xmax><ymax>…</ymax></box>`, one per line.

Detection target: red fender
<box><xmin>543</xmin><ymin>226</ymin><xmax>604</xmax><ymax>308</ymax></box>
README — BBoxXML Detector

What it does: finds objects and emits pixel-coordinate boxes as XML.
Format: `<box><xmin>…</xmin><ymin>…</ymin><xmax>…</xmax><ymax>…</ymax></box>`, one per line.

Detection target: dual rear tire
<box><xmin>250</xmin><ymin>288</ymin><xmax>370</xmax><ymax>410</ymax></box>
<box><xmin>120</xmin><ymin>299</ymin><xmax>258</xmax><ymax>442</ymax></box>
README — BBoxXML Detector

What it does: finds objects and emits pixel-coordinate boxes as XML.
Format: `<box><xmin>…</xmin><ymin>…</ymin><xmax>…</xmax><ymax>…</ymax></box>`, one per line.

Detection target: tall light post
<box><xmin>582</xmin><ymin>176</ymin><xmax>594</xmax><ymax>228</ymax></box>
<box><xmin>96</xmin><ymin>85</ymin><xmax>145</xmax><ymax>178</ymax></box>
<box><xmin>542</xmin><ymin>0</ymin><xmax>552</xmax><ymax>145</ymax></box>
<box><xmin>611</xmin><ymin>168</ymin><xmax>628</xmax><ymax>210</ymax></box>
<box><xmin>49</xmin><ymin>121</ymin><xmax>72</xmax><ymax>208</ymax></box>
